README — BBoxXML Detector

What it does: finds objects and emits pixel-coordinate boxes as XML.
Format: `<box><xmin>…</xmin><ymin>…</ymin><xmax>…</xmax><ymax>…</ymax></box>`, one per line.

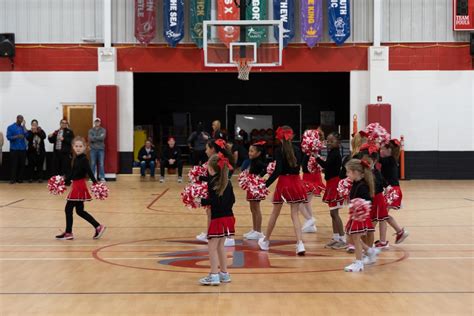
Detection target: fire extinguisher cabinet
<box><xmin>366</xmin><ymin>104</ymin><xmax>391</xmax><ymax>134</ymax></box>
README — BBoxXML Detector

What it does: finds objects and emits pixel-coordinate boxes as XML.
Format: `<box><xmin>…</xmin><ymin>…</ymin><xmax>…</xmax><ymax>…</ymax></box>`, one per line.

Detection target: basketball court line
<box><xmin>0</xmin><ymin>243</ymin><xmax>472</xmax><ymax>247</ymax></box>
<box><xmin>0</xmin><ymin>257</ymin><xmax>472</xmax><ymax>261</ymax></box>
<box><xmin>0</xmin><ymin>224</ymin><xmax>473</xmax><ymax>228</ymax></box>
<box><xmin>0</xmin><ymin>291</ymin><xmax>472</xmax><ymax>295</ymax></box>
<box><xmin>0</xmin><ymin>199</ymin><xmax>24</xmax><ymax>208</ymax></box>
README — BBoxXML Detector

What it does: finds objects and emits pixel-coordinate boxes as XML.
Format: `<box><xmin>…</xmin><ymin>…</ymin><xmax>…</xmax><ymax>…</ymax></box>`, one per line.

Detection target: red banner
<box><xmin>135</xmin><ymin>0</ymin><xmax>157</xmax><ymax>44</ymax></box>
<box><xmin>217</xmin><ymin>0</ymin><xmax>240</xmax><ymax>47</ymax></box>
<box><xmin>454</xmin><ymin>0</ymin><xmax>474</xmax><ymax>31</ymax></box>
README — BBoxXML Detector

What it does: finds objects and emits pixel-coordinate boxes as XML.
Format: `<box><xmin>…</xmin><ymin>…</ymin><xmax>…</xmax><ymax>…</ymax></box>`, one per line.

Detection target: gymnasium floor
<box><xmin>0</xmin><ymin>176</ymin><xmax>472</xmax><ymax>315</ymax></box>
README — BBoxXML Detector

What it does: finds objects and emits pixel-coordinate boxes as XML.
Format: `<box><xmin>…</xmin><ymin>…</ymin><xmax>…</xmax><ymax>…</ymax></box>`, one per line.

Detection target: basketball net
<box><xmin>235</xmin><ymin>58</ymin><xmax>252</xmax><ymax>81</ymax></box>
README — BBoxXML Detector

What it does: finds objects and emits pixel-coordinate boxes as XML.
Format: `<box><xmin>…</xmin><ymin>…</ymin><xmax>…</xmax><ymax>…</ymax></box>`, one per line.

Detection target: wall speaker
<box><xmin>0</xmin><ymin>33</ymin><xmax>15</xmax><ymax>58</ymax></box>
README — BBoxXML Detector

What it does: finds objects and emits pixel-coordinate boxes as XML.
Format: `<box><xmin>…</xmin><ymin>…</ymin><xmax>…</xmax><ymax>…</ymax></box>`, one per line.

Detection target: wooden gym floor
<box><xmin>0</xmin><ymin>175</ymin><xmax>472</xmax><ymax>315</ymax></box>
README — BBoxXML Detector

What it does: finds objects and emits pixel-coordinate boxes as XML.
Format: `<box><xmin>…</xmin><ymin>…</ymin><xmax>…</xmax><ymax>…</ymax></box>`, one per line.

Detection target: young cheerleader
<box><xmin>378</xmin><ymin>139</ymin><xmax>409</xmax><ymax>246</ymax></box>
<box><xmin>198</xmin><ymin>153</ymin><xmax>235</xmax><ymax>285</ymax></box>
<box><xmin>242</xmin><ymin>141</ymin><xmax>267</xmax><ymax>240</ymax></box>
<box><xmin>258</xmin><ymin>126</ymin><xmax>307</xmax><ymax>255</ymax></box>
<box><xmin>316</xmin><ymin>132</ymin><xmax>345</xmax><ymax>249</ymax></box>
<box><xmin>55</xmin><ymin>136</ymin><xmax>106</xmax><ymax>240</ymax></box>
<box><xmin>344</xmin><ymin>159</ymin><xmax>379</xmax><ymax>272</ymax></box>
<box><xmin>300</xmin><ymin>152</ymin><xmax>322</xmax><ymax>233</ymax></box>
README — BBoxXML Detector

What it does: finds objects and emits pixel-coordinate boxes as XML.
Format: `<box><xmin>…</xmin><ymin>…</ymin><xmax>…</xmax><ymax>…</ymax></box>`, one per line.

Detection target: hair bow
<box><xmin>217</xmin><ymin>152</ymin><xmax>233</xmax><ymax>171</ymax></box>
<box><xmin>360</xmin><ymin>160</ymin><xmax>371</xmax><ymax>168</ymax></box>
<box><xmin>253</xmin><ymin>140</ymin><xmax>266</xmax><ymax>146</ymax></box>
<box><xmin>390</xmin><ymin>139</ymin><xmax>401</xmax><ymax>147</ymax></box>
<box><xmin>276</xmin><ymin>127</ymin><xmax>293</xmax><ymax>141</ymax></box>
<box><xmin>358</xmin><ymin>130</ymin><xmax>369</xmax><ymax>138</ymax></box>
<box><xmin>215</xmin><ymin>139</ymin><xmax>227</xmax><ymax>149</ymax></box>
<box><xmin>360</xmin><ymin>143</ymin><xmax>378</xmax><ymax>155</ymax></box>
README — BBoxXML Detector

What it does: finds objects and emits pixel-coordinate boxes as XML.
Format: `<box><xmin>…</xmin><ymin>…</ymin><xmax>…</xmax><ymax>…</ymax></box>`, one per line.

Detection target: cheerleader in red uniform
<box><xmin>344</xmin><ymin>159</ymin><xmax>379</xmax><ymax>272</ymax></box>
<box><xmin>300</xmin><ymin>153</ymin><xmax>321</xmax><ymax>233</ymax></box>
<box><xmin>316</xmin><ymin>132</ymin><xmax>345</xmax><ymax>249</ymax></box>
<box><xmin>258</xmin><ymin>126</ymin><xmax>307</xmax><ymax>255</ymax></box>
<box><xmin>379</xmin><ymin>139</ymin><xmax>409</xmax><ymax>246</ymax></box>
<box><xmin>197</xmin><ymin>153</ymin><xmax>235</xmax><ymax>285</ymax></box>
<box><xmin>55</xmin><ymin>136</ymin><xmax>106</xmax><ymax>240</ymax></box>
<box><xmin>242</xmin><ymin>141</ymin><xmax>267</xmax><ymax>240</ymax></box>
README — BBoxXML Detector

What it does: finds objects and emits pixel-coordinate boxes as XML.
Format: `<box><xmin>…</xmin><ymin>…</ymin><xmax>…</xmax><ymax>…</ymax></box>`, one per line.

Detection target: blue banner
<box><xmin>164</xmin><ymin>0</ymin><xmax>185</xmax><ymax>47</ymax></box>
<box><xmin>327</xmin><ymin>0</ymin><xmax>350</xmax><ymax>45</ymax></box>
<box><xmin>273</xmin><ymin>0</ymin><xmax>295</xmax><ymax>47</ymax></box>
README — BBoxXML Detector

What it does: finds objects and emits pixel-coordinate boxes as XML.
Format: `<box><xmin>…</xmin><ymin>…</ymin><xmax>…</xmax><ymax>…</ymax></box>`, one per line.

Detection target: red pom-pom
<box><xmin>181</xmin><ymin>182</ymin><xmax>209</xmax><ymax>209</ymax></box>
<box><xmin>301</xmin><ymin>130</ymin><xmax>324</xmax><ymax>155</ymax></box>
<box><xmin>266</xmin><ymin>161</ymin><xmax>276</xmax><ymax>176</ymax></box>
<box><xmin>337</xmin><ymin>178</ymin><xmax>353</xmax><ymax>200</ymax></box>
<box><xmin>188</xmin><ymin>162</ymin><xmax>208</xmax><ymax>183</ymax></box>
<box><xmin>349</xmin><ymin>198</ymin><xmax>372</xmax><ymax>221</ymax></box>
<box><xmin>91</xmin><ymin>182</ymin><xmax>110</xmax><ymax>200</ymax></box>
<box><xmin>238</xmin><ymin>170</ymin><xmax>251</xmax><ymax>191</ymax></box>
<box><xmin>307</xmin><ymin>156</ymin><xmax>321</xmax><ymax>174</ymax></box>
<box><xmin>384</xmin><ymin>186</ymin><xmax>400</xmax><ymax>205</ymax></box>
<box><xmin>47</xmin><ymin>175</ymin><xmax>66</xmax><ymax>195</ymax></box>
<box><xmin>365</xmin><ymin>123</ymin><xmax>390</xmax><ymax>146</ymax></box>
<box><xmin>238</xmin><ymin>169</ymin><xmax>269</xmax><ymax>199</ymax></box>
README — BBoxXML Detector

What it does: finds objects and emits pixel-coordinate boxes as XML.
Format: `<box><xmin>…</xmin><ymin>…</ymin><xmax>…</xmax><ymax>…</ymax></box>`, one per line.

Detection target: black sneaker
<box><xmin>56</xmin><ymin>232</ymin><xmax>74</xmax><ymax>240</ymax></box>
<box><xmin>93</xmin><ymin>225</ymin><xmax>106</xmax><ymax>239</ymax></box>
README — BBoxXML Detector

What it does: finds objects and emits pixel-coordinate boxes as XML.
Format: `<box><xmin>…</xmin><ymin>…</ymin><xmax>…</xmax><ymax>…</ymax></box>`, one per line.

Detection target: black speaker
<box><xmin>0</xmin><ymin>33</ymin><xmax>15</xmax><ymax>58</ymax></box>
<box><xmin>470</xmin><ymin>33</ymin><xmax>474</xmax><ymax>56</ymax></box>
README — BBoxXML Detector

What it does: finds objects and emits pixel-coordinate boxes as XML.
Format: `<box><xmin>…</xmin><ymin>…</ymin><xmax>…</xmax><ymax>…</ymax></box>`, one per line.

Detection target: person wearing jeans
<box><xmin>138</xmin><ymin>140</ymin><xmax>157</xmax><ymax>178</ymax></box>
<box><xmin>88</xmin><ymin>118</ymin><xmax>106</xmax><ymax>181</ymax></box>
<box><xmin>26</xmin><ymin>119</ymin><xmax>46</xmax><ymax>183</ymax></box>
<box><xmin>6</xmin><ymin>115</ymin><xmax>28</xmax><ymax>184</ymax></box>
<box><xmin>160</xmin><ymin>137</ymin><xmax>183</xmax><ymax>183</ymax></box>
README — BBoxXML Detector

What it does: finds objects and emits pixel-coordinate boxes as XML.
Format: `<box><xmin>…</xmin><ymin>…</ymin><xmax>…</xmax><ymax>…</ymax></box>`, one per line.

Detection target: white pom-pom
<box><xmin>47</xmin><ymin>175</ymin><xmax>66</xmax><ymax>195</ymax></box>
<box><xmin>91</xmin><ymin>182</ymin><xmax>110</xmax><ymax>200</ymax></box>
<box><xmin>349</xmin><ymin>198</ymin><xmax>372</xmax><ymax>221</ymax></box>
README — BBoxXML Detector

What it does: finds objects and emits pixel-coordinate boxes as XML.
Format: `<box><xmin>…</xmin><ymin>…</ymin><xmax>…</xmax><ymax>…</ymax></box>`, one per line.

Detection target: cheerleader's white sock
<box><xmin>333</xmin><ymin>234</ymin><xmax>340</xmax><ymax>241</ymax></box>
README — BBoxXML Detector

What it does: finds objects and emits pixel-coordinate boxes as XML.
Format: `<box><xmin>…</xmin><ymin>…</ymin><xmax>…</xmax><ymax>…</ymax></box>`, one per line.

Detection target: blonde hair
<box><xmin>280</xmin><ymin>126</ymin><xmax>297</xmax><ymax>168</ymax></box>
<box><xmin>345</xmin><ymin>159</ymin><xmax>375</xmax><ymax>197</ymax></box>
<box><xmin>213</xmin><ymin>120</ymin><xmax>221</xmax><ymax>131</ymax></box>
<box><xmin>351</xmin><ymin>133</ymin><xmax>367</xmax><ymax>157</ymax></box>
<box><xmin>207</xmin><ymin>154</ymin><xmax>229</xmax><ymax>196</ymax></box>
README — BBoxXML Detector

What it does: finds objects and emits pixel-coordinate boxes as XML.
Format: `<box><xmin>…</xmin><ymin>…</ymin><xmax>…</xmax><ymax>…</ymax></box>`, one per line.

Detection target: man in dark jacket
<box><xmin>26</xmin><ymin>119</ymin><xmax>46</xmax><ymax>182</ymax></box>
<box><xmin>138</xmin><ymin>140</ymin><xmax>157</xmax><ymax>178</ymax></box>
<box><xmin>187</xmin><ymin>122</ymin><xmax>210</xmax><ymax>166</ymax></box>
<box><xmin>160</xmin><ymin>137</ymin><xmax>183</xmax><ymax>183</ymax></box>
<box><xmin>48</xmin><ymin>119</ymin><xmax>74</xmax><ymax>176</ymax></box>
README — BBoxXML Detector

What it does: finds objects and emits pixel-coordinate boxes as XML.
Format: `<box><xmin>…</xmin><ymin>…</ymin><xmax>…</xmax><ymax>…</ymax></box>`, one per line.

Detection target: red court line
<box><xmin>146</xmin><ymin>189</ymin><xmax>170</xmax><ymax>211</ymax></box>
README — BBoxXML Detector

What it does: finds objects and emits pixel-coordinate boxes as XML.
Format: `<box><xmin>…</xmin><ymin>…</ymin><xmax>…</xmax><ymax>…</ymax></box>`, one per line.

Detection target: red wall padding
<box><xmin>96</xmin><ymin>85</ymin><xmax>119</xmax><ymax>174</ymax></box>
<box><xmin>367</xmin><ymin>104</ymin><xmax>391</xmax><ymax>134</ymax></box>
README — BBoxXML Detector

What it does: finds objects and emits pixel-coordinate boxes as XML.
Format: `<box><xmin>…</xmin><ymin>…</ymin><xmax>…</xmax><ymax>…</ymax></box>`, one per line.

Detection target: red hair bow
<box><xmin>276</xmin><ymin>127</ymin><xmax>293</xmax><ymax>141</ymax></box>
<box><xmin>217</xmin><ymin>152</ymin><xmax>233</xmax><ymax>171</ymax></box>
<box><xmin>215</xmin><ymin>139</ymin><xmax>227</xmax><ymax>149</ymax></box>
<box><xmin>358</xmin><ymin>130</ymin><xmax>369</xmax><ymax>138</ymax></box>
<box><xmin>360</xmin><ymin>143</ymin><xmax>378</xmax><ymax>155</ymax></box>
<box><xmin>390</xmin><ymin>139</ymin><xmax>401</xmax><ymax>147</ymax></box>
<box><xmin>360</xmin><ymin>160</ymin><xmax>371</xmax><ymax>168</ymax></box>
<box><xmin>253</xmin><ymin>141</ymin><xmax>266</xmax><ymax>146</ymax></box>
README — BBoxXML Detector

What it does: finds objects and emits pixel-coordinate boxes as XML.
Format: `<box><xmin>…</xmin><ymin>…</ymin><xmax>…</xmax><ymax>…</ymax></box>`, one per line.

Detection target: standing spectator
<box><xmin>211</xmin><ymin>120</ymin><xmax>227</xmax><ymax>141</ymax></box>
<box><xmin>187</xmin><ymin>122</ymin><xmax>210</xmax><ymax>166</ymax></box>
<box><xmin>138</xmin><ymin>140</ymin><xmax>157</xmax><ymax>178</ymax></box>
<box><xmin>160</xmin><ymin>136</ymin><xmax>183</xmax><ymax>183</ymax></box>
<box><xmin>48</xmin><ymin>119</ymin><xmax>74</xmax><ymax>176</ymax></box>
<box><xmin>26</xmin><ymin>119</ymin><xmax>46</xmax><ymax>183</ymax></box>
<box><xmin>0</xmin><ymin>131</ymin><xmax>4</xmax><ymax>166</ymax></box>
<box><xmin>88</xmin><ymin>118</ymin><xmax>106</xmax><ymax>182</ymax></box>
<box><xmin>6</xmin><ymin>115</ymin><xmax>28</xmax><ymax>184</ymax></box>
<box><xmin>230</xmin><ymin>138</ymin><xmax>249</xmax><ymax>170</ymax></box>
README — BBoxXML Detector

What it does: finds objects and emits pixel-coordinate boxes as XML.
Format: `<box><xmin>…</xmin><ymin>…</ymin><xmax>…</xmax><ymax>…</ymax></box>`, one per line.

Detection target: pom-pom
<box><xmin>47</xmin><ymin>175</ymin><xmax>66</xmax><ymax>195</ymax></box>
<box><xmin>91</xmin><ymin>182</ymin><xmax>110</xmax><ymax>200</ymax></box>
<box><xmin>238</xmin><ymin>170</ymin><xmax>251</xmax><ymax>191</ymax></box>
<box><xmin>266</xmin><ymin>161</ymin><xmax>276</xmax><ymax>176</ymax></box>
<box><xmin>349</xmin><ymin>198</ymin><xmax>372</xmax><ymax>221</ymax></box>
<box><xmin>384</xmin><ymin>186</ymin><xmax>400</xmax><ymax>205</ymax></box>
<box><xmin>181</xmin><ymin>182</ymin><xmax>209</xmax><ymax>209</ymax></box>
<box><xmin>188</xmin><ymin>162</ymin><xmax>208</xmax><ymax>183</ymax></box>
<box><xmin>238</xmin><ymin>169</ymin><xmax>269</xmax><ymax>200</ymax></box>
<box><xmin>307</xmin><ymin>156</ymin><xmax>321</xmax><ymax>174</ymax></box>
<box><xmin>301</xmin><ymin>130</ymin><xmax>324</xmax><ymax>155</ymax></box>
<box><xmin>365</xmin><ymin>123</ymin><xmax>390</xmax><ymax>146</ymax></box>
<box><xmin>337</xmin><ymin>178</ymin><xmax>353</xmax><ymax>200</ymax></box>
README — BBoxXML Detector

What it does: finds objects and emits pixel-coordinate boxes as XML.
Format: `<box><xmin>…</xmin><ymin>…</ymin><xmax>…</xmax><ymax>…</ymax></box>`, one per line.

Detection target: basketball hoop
<box><xmin>235</xmin><ymin>58</ymin><xmax>253</xmax><ymax>81</ymax></box>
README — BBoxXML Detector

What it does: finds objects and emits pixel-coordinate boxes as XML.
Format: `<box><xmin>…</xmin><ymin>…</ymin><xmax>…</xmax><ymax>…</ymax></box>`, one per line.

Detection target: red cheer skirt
<box><xmin>322</xmin><ymin>177</ymin><xmax>344</xmax><ymax>210</ymax></box>
<box><xmin>370</xmin><ymin>192</ymin><xmax>389</xmax><ymax>222</ymax></box>
<box><xmin>272</xmin><ymin>174</ymin><xmax>308</xmax><ymax>204</ymax></box>
<box><xmin>207</xmin><ymin>216</ymin><xmax>236</xmax><ymax>239</ymax></box>
<box><xmin>246</xmin><ymin>191</ymin><xmax>265</xmax><ymax>202</ymax></box>
<box><xmin>302</xmin><ymin>172</ymin><xmax>326</xmax><ymax>197</ymax></box>
<box><xmin>387</xmin><ymin>185</ymin><xmax>403</xmax><ymax>210</ymax></box>
<box><xmin>345</xmin><ymin>218</ymin><xmax>375</xmax><ymax>235</ymax></box>
<box><xmin>67</xmin><ymin>178</ymin><xmax>92</xmax><ymax>202</ymax></box>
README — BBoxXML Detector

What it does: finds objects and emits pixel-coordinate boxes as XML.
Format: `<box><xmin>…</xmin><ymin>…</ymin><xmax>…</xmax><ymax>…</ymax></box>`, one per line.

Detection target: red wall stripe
<box><xmin>96</xmin><ymin>85</ymin><xmax>119</xmax><ymax>174</ymax></box>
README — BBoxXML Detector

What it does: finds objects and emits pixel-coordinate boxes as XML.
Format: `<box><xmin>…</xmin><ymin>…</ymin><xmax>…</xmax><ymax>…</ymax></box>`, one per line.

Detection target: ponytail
<box><xmin>276</xmin><ymin>126</ymin><xmax>297</xmax><ymax>168</ymax></box>
<box><xmin>208</xmin><ymin>154</ymin><xmax>229</xmax><ymax>196</ymax></box>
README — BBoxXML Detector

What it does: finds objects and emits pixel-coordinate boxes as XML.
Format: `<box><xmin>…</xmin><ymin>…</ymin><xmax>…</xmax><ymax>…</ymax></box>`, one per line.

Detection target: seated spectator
<box><xmin>138</xmin><ymin>140</ymin><xmax>157</xmax><ymax>178</ymax></box>
<box><xmin>160</xmin><ymin>137</ymin><xmax>183</xmax><ymax>183</ymax></box>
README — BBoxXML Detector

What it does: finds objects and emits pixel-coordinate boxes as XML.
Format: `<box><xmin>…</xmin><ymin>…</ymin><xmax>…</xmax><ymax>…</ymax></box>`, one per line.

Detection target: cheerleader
<box><xmin>316</xmin><ymin>132</ymin><xmax>345</xmax><ymax>249</ymax></box>
<box><xmin>198</xmin><ymin>153</ymin><xmax>235</xmax><ymax>285</ymax></box>
<box><xmin>258</xmin><ymin>126</ymin><xmax>307</xmax><ymax>255</ymax></box>
<box><xmin>55</xmin><ymin>136</ymin><xmax>106</xmax><ymax>240</ymax></box>
<box><xmin>300</xmin><ymin>153</ymin><xmax>322</xmax><ymax>233</ymax></box>
<box><xmin>242</xmin><ymin>141</ymin><xmax>267</xmax><ymax>240</ymax></box>
<box><xmin>379</xmin><ymin>139</ymin><xmax>409</xmax><ymax>246</ymax></box>
<box><xmin>344</xmin><ymin>159</ymin><xmax>379</xmax><ymax>272</ymax></box>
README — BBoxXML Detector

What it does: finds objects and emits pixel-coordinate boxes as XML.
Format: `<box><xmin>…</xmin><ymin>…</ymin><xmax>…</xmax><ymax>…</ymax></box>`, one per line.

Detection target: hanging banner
<box><xmin>163</xmin><ymin>0</ymin><xmax>185</xmax><ymax>47</ymax></box>
<box><xmin>217</xmin><ymin>0</ymin><xmax>240</xmax><ymax>46</ymax></box>
<box><xmin>453</xmin><ymin>0</ymin><xmax>474</xmax><ymax>31</ymax></box>
<box><xmin>135</xmin><ymin>0</ymin><xmax>157</xmax><ymax>45</ymax></box>
<box><xmin>301</xmin><ymin>0</ymin><xmax>323</xmax><ymax>48</ymax></box>
<box><xmin>190</xmin><ymin>0</ymin><xmax>211</xmax><ymax>48</ymax></box>
<box><xmin>327</xmin><ymin>0</ymin><xmax>350</xmax><ymax>45</ymax></box>
<box><xmin>273</xmin><ymin>0</ymin><xmax>295</xmax><ymax>47</ymax></box>
<box><xmin>246</xmin><ymin>0</ymin><xmax>268</xmax><ymax>43</ymax></box>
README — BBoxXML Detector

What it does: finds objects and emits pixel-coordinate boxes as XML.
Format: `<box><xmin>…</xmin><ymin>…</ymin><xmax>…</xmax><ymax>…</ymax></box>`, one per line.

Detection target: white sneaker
<box><xmin>245</xmin><ymin>231</ymin><xmax>264</xmax><ymax>240</ymax></box>
<box><xmin>177</xmin><ymin>177</ymin><xmax>183</xmax><ymax>183</ymax></box>
<box><xmin>302</xmin><ymin>225</ymin><xmax>317</xmax><ymax>233</ymax></box>
<box><xmin>362</xmin><ymin>255</ymin><xmax>376</xmax><ymax>265</ymax></box>
<box><xmin>224</xmin><ymin>238</ymin><xmax>235</xmax><ymax>247</ymax></box>
<box><xmin>159</xmin><ymin>177</ymin><xmax>165</xmax><ymax>183</ymax></box>
<box><xmin>258</xmin><ymin>237</ymin><xmax>270</xmax><ymax>251</ymax></box>
<box><xmin>301</xmin><ymin>217</ymin><xmax>316</xmax><ymax>231</ymax></box>
<box><xmin>365</xmin><ymin>247</ymin><xmax>381</xmax><ymax>264</ymax></box>
<box><xmin>196</xmin><ymin>232</ymin><xmax>208</xmax><ymax>243</ymax></box>
<box><xmin>199</xmin><ymin>274</ymin><xmax>220</xmax><ymax>286</ymax></box>
<box><xmin>243</xmin><ymin>230</ymin><xmax>255</xmax><ymax>238</ymax></box>
<box><xmin>296</xmin><ymin>241</ymin><xmax>306</xmax><ymax>256</ymax></box>
<box><xmin>344</xmin><ymin>260</ymin><xmax>364</xmax><ymax>272</ymax></box>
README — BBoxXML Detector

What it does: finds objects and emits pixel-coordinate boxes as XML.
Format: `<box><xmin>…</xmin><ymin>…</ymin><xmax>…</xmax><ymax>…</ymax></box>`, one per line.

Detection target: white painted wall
<box><xmin>0</xmin><ymin>71</ymin><xmax>134</xmax><ymax>153</ymax></box>
<box><xmin>350</xmin><ymin>70</ymin><xmax>474</xmax><ymax>151</ymax></box>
